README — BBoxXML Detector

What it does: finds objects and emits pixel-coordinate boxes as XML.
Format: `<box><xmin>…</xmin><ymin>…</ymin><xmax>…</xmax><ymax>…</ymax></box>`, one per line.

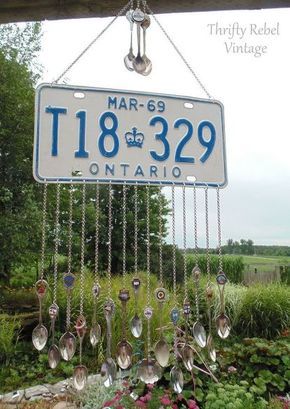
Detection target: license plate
<box><xmin>34</xmin><ymin>84</ymin><xmax>227</xmax><ymax>187</ymax></box>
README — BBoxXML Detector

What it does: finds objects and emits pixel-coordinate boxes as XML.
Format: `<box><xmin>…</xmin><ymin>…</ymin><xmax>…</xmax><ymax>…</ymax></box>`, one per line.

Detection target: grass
<box><xmin>226</xmin><ymin>255</ymin><xmax>290</xmax><ymax>274</ymax></box>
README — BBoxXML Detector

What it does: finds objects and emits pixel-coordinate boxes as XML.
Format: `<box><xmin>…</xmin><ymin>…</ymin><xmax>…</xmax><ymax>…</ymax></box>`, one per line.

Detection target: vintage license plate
<box><xmin>34</xmin><ymin>84</ymin><xmax>227</xmax><ymax>187</ymax></box>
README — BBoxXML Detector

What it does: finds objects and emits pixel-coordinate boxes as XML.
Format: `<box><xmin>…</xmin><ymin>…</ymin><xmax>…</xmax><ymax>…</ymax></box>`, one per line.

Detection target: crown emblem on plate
<box><xmin>125</xmin><ymin>127</ymin><xmax>144</xmax><ymax>148</ymax></box>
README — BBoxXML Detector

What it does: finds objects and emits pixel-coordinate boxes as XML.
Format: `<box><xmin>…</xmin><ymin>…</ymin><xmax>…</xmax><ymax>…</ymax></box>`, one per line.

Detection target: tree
<box><xmin>0</xmin><ymin>24</ymin><xmax>43</xmax><ymax>282</ymax></box>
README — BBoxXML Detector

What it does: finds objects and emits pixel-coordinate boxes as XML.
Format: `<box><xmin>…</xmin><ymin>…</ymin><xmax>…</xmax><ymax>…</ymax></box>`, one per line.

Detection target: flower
<box><xmin>188</xmin><ymin>399</ymin><xmax>200</xmax><ymax>409</ymax></box>
<box><xmin>160</xmin><ymin>395</ymin><xmax>171</xmax><ymax>405</ymax></box>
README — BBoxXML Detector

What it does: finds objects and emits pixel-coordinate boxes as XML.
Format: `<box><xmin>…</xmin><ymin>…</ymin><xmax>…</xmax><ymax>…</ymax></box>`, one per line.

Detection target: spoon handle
<box><xmin>136</xmin><ymin>22</ymin><xmax>141</xmax><ymax>57</ymax></box>
<box><xmin>39</xmin><ymin>297</ymin><xmax>43</xmax><ymax>325</ymax></box>
<box><xmin>106</xmin><ymin>316</ymin><xmax>112</xmax><ymax>358</ymax></box>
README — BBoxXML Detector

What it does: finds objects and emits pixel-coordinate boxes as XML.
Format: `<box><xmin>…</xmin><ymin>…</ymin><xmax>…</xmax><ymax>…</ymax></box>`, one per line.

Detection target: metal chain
<box><xmin>134</xmin><ymin>184</ymin><xmax>138</xmax><ymax>276</ymax></box>
<box><xmin>66</xmin><ymin>184</ymin><xmax>74</xmax><ymax>330</ymax></box>
<box><xmin>40</xmin><ymin>182</ymin><xmax>48</xmax><ymax>281</ymax></box>
<box><xmin>94</xmin><ymin>184</ymin><xmax>100</xmax><ymax>286</ymax></box>
<box><xmin>53</xmin><ymin>183</ymin><xmax>61</xmax><ymax>305</ymax></box>
<box><xmin>158</xmin><ymin>186</ymin><xmax>163</xmax><ymax>288</ymax></box>
<box><xmin>53</xmin><ymin>1</ymin><xmax>131</xmax><ymax>83</ymax></box>
<box><xmin>205</xmin><ymin>186</ymin><xmax>211</xmax><ymax>281</ymax></box>
<box><xmin>182</xmin><ymin>185</ymin><xmax>188</xmax><ymax>301</ymax></box>
<box><xmin>193</xmin><ymin>184</ymin><xmax>199</xmax><ymax>267</ymax></box>
<box><xmin>107</xmin><ymin>183</ymin><xmax>113</xmax><ymax>299</ymax></box>
<box><xmin>216</xmin><ymin>187</ymin><xmax>223</xmax><ymax>273</ymax></box>
<box><xmin>146</xmin><ymin>185</ymin><xmax>151</xmax><ymax>308</ymax></box>
<box><xmin>144</xmin><ymin>2</ymin><xmax>212</xmax><ymax>99</ymax></box>
<box><xmin>122</xmin><ymin>183</ymin><xmax>127</xmax><ymax>288</ymax></box>
<box><xmin>80</xmin><ymin>182</ymin><xmax>86</xmax><ymax>315</ymax></box>
<box><xmin>171</xmin><ymin>185</ymin><xmax>177</xmax><ymax>307</ymax></box>
<box><xmin>67</xmin><ymin>184</ymin><xmax>74</xmax><ymax>275</ymax></box>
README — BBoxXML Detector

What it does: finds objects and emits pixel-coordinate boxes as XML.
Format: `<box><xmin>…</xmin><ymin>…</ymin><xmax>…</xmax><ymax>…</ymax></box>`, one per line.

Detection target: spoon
<box><xmin>192</xmin><ymin>266</ymin><xmax>207</xmax><ymax>348</ymax></box>
<box><xmin>124</xmin><ymin>9</ymin><xmax>135</xmax><ymax>71</ymax></box>
<box><xmin>170</xmin><ymin>365</ymin><xmax>184</xmax><ymax>393</ymax></box>
<box><xmin>141</xmin><ymin>15</ymin><xmax>152</xmax><ymax>76</ymax></box>
<box><xmin>216</xmin><ymin>273</ymin><xmax>231</xmax><ymax>339</ymax></box>
<box><xmin>205</xmin><ymin>283</ymin><xmax>216</xmax><ymax>362</ymax></box>
<box><xmin>73</xmin><ymin>314</ymin><xmax>88</xmax><ymax>390</ymax></box>
<box><xmin>138</xmin><ymin>357</ymin><xmax>162</xmax><ymax>384</ymax></box>
<box><xmin>154</xmin><ymin>300</ymin><xmax>169</xmax><ymax>367</ymax></box>
<box><xmin>130</xmin><ymin>278</ymin><xmax>142</xmax><ymax>338</ymax></box>
<box><xmin>48</xmin><ymin>303</ymin><xmax>60</xmax><ymax>369</ymax></box>
<box><xmin>181</xmin><ymin>301</ymin><xmax>195</xmax><ymax>371</ymax></box>
<box><xmin>32</xmin><ymin>280</ymin><xmax>48</xmax><ymax>351</ymax></box>
<box><xmin>101</xmin><ymin>299</ymin><xmax>117</xmax><ymax>387</ymax></box>
<box><xmin>90</xmin><ymin>284</ymin><xmax>102</xmax><ymax>347</ymax></box>
<box><xmin>132</xmin><ymin>8</ymin><xmax>147</xmax><ymax>74</ymax></box>
<box><xmin>59</xmin><ymin>273</ymin><xmax>76</xmax><ymax>361</ymax></box>
<box><xmin>116</xmin><ymin>289</ymin><xmax>133</xmax><ymax>369</ymax></box>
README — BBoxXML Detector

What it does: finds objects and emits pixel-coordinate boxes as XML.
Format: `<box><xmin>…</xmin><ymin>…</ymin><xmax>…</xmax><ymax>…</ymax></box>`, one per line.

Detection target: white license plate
<box><xmin>34</xmin><ymin>84</ymin><xmax>227</xmax><ymax>187</ymax></box>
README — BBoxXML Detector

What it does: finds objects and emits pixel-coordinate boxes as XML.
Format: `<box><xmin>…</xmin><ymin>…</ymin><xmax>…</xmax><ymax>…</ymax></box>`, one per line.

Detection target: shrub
<box><xmin>187</xmin><ymin>254</ymin><xmax>244</xmax><ymax>284</ymax></box>
<box><xmin>219</xmin><ymin>338</ymin><xmax>290</xmax><ymax>399</ymax></box>
<box><xmin>237</xmin><ymin>284</ymin><xmax>290</xmax><ymax>338</ymax></box>
<box><xmin>0</xmin><ymin>314</ymin><xmax>21</xmax><ymax>363</ymax></box>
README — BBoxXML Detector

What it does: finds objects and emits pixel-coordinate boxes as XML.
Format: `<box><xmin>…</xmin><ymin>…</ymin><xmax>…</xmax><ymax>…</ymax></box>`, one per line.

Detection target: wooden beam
<box><xmin>0</xmin><ymin>0</ymin><xmax>290</xmax><ymax>24</ymax></box>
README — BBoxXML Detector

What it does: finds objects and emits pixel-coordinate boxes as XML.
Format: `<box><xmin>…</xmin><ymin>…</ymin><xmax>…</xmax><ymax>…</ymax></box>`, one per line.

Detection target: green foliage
<box><xmin>219</xmin><ymin>338</ymin><xmax>290</xmax><ymax>398</ymax></box>
<box><xmin>205</xmin><ymin>382</ymin><xmax>267</xmax><ymax>409</ymax></box>
<box><xmin>237</xmin><ymin>284</ymin><xmax>290</xmax><ymax>338</ymax></box>
<box><xmin>187</xmin><ymin>254</ymin><xmax>244</xmax><ymax>283</ymax></box>
<box><xmin>0</xmin><ymin>314</ymin><xmax>21</xmax><ymax>363</ymax></box>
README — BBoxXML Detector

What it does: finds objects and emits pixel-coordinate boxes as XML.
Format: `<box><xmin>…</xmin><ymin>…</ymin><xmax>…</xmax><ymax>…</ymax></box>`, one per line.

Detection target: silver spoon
<box><xmin>154</xmin><ymin>301</ymin><xmax>169</xmax><ymax>367</ymax></box>
<box><xmin>141</xmin><ymin>15</ymin><xmax>152</xmax><ymax>76</ymax></box>
<box><xmin>124</xmin><ymin>9</ymin><xmax>135</xmax><ymax>71</ymax></box>
<box><xmin>101</xmin><ymin>299</ymin><xmax>117</xmax><ymax>387</ymax></box>
<box><xmin>48</xmin><ymin>303</ymin><xmax>60</xmax><ymax>369</ymax></box>
<box><xmin>130</xmin><ymin>278</ymin><xmax>142</xmax><ymax>338</ymax></box>
<box><xmin>73</xmin><ymin>314</ymin><xmax>88</xmax><ymax>391</ymax></box>
<box><xmin>90</xmin><ymin>284</ymin><xmax>102</xmax><ymax>347</ymax></box>
<box><xmin>32</xmin><ymin>280</ymin><xmax>48</xmax><ymax>351</ymax></box>
<box><xmin>116</xmin><ymin>289</ymin><xmax>133</xmax><ymax>370</ymax></box>
<box><xmin>216</xmin><ymin>273</ymin><xmax>231</xmax><ymax>339</ymax></box>
<box><xmin>132</xmin><ymin>8</ymin><xmax>147</xmax><ymax>74</ymax></box>
<box><xmin>192</xmin><ymin>267</ymin><xmax>207</xmax><ymax>348</ymax></box>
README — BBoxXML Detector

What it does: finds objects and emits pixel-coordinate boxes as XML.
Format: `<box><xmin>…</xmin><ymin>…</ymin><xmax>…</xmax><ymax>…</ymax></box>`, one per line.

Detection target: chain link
<box><xmin>40</xmin><ymin>183</ymin><xmax>48</xmax><ymax>281</ymax></box>
<box><xmin>67</xmin><ymin>184</ymin><xmax>73</xmax><ymax>275</ymax></box>
<box><xmin>205</xmin><ymin>186</ymin><xmax>211</xmax><ymax>281</ymax></box>
<box><xmin>134</xmin><ymin>184</ymin><xmax>138</xmax><ymax>276</ymax></box>
<box><xmin>53</xmin><ymin>183</ymin><xmax>61</xmax><ymax>305</ymax></box>
<box><xmin>107</xmin><ymin>183</ymin><xmax>113</xmax><ymax>299</ymax></box>
<box><xmin>80</xmin><ymin>182</ymin><xmax>86</xmax><ymax>315</ymax></box>
<box><xmin>216</xmin><ymin>187</ymin><xmax>223</xmax><ymax>273</ymax></box>
<box><xmin>146</xmin><ymin>185</ymin><xmax>151</xmax><ymax>308</ymax></box>
<box><xmin>182</xmin><ymin>185</ymin><xmax>188</xmax><ymax>301</ymax></box>
<box><xmin>171</xmin><ymin>185</ymin><xmax>177</xmax><ymax>307</ymax></box>
<box><xmin>94</xmin><ymin>184</ymin><xmax>100</xmax><ymax>286</ymax></box>
<box><xmin>193</xmin><ymin>184</ymin><xmax>199</xmax><ymax>267</ymax></box>
<box><xmin>54</xmin><ymin>2</ymin><xmax>131</xmax><ymax>83</ymax></box>
<box><xmin>158</xmin><ymin>186</ymin><xmax>163</xmax><ymax>288</ymax></box>
<box><xmin>122</xmin><ymin>183</ymin><xmax>127</xmax><ymax>289</ymax></box>
<box><xmin>66</xmin><ymin>184</ymin><xmax>74</xmax><ymax>330</ymax></box>
<box><xmin>144</xmin><ymin>2</ymin><xmax>212</xmax><ymax>99</ymax></box>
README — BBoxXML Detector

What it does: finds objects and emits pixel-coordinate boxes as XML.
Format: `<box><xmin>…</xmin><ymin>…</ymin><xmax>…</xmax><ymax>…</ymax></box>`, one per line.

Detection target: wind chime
<box><xmin>32</xmin><ymin>0</ymin><xmax>230</xmax><ymax>394</ymax></box>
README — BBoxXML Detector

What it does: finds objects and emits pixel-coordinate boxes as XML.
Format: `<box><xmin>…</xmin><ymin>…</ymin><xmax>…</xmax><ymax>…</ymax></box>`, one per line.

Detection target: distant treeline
<box><xmin>187</xmin><ymin>239</ymin><xmax>290</xmax><ymax>257</ymax></box>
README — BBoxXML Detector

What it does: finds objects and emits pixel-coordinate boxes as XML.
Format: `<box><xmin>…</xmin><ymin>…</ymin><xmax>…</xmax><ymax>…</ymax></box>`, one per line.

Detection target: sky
<box><xmin>38</xmin><ymin>6</ymin><xmax>290</xmax><ymax>248</ymax></box>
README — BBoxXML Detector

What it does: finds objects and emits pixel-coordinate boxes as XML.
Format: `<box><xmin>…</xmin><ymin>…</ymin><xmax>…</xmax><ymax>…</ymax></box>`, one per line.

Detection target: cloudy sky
<box><xmin>39</xmin><ymin>6</ymin><xmax>290</xmax><ymax>248</ymax></box>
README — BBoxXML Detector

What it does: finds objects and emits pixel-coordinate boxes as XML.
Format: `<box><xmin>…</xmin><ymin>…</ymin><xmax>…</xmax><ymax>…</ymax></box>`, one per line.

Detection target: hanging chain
<box><xmin>53</xmin><ymin>183</ymin><xmax>61</xmax><ymax>305</ymax></box>
<box><xmin>66</xmin><ymin>184</ymin><xmax>74</xmax><ymax>330</ymax></box>
<box><xmin>171</xmin><ymin>185</ymin><xmax>177</xmax><ymax>307</ymax></box>
<box><xmin>122</xmin><ymin>183</ymin><xmax>127</xmax><ymax>289</ymax></box>
<box><xmin>205</xmin><ymin>186</ymin><xmax>211</xmax><ymax>282</ymax></box>
<box><xmin>158</xmin><ymin>186</ymin><xmax>163</xmax><ymax>288</ymax></box>
<box><xmin>146</xmin><ymin>185</ymin><xmax>151</xmax><ymax>357</ymax></box>
<box><xmin>54</xmin><ymin>2</ymin><xmax>131</xmax><ymax>83</ymax></box>
<box><xmin>107</xmin><ymin>183</ymin><xmax>113</xmax><ymax>299</ymax></box>
<box><xmin>182</xmin><ymin>185</ymin><xmax>188</xmax><ymax>301</ymax></box>
<box><xmin>134</xmin><ymin>184</ymin><xmax>138</xmax><ymax>276</ymax></box>
<box><xmin>94</xmin><ymin>184</ymin><xmax>100</xmax><ymax>286</ymax></box>
<box><xmin>193</xmin><ymin>184</ymin><xmax>199</xmax><ymax>267</ymax></box>
<box><xmin>144</xmin><ymin>2</ymin><xmax>212</xmax><ymax>99</ymax></box>
<box><xmin>80</xmin><ymin>182</ymin><xmax>86</xmax><ymax>315</ymax></box>
<box><xmin>146</xmin><ymin>185</ymin><xmax>151</xmax><ymax>308</ymax></box>
<box><xmin>216</xmin><ymin>187</ymin><xmax>223</xmax><ymax>273</ymax></box>
<box><xmin>40</xmin><ymin>182</ymin><xmax>48</xmax><ymax>281</ymax></box>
